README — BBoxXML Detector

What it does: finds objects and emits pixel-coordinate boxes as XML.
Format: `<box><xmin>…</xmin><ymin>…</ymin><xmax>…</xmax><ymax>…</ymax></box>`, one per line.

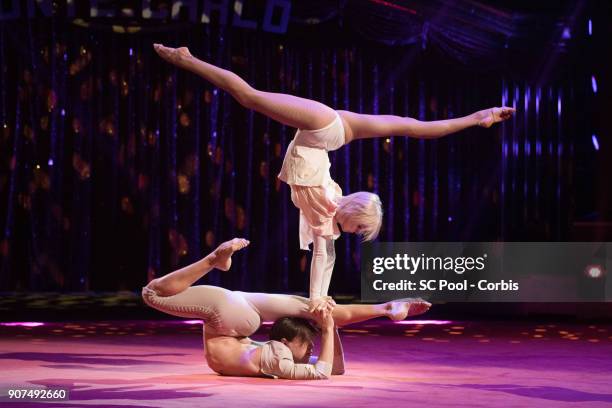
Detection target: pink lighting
<box><xmin>0</xmin><ymin>322</ymin><xmax>45</xmax><ymax>327</ymax></box>
<box><xmin>182</xmin><ymin>320</ymin><xmax>203</xmax><ymax>325</ymax></box>
<box><xmin>394</xmin><ymin>320</ymin><xmax>453</xmax><ymax>325</ymax></box>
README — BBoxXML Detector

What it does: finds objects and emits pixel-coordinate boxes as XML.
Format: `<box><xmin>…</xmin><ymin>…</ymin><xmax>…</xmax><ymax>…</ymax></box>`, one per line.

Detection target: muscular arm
<box><xmin>331</xmin><ymin>327</ymin><xmax>345</xmax><ymax>375</ymax></box>
<box><xmin>320</xmin><ymin>240</ymin><xmax>336</xmax><ymax>298</ymax></box>
<box><xmin>309</xmin><ymin>235</ymin><xmax>329</xmax><ymax>300</ymax></box>
<box><xmin>318</xmin><ymin>325</ymin><xmax>334</xmax><ymax>368</ymax></box>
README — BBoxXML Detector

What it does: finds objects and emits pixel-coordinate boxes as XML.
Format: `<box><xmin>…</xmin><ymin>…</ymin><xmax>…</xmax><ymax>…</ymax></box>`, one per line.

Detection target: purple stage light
<box><xmin>562</xmin><ymin>27</ymin><xmax>571</xmax><ymax>39</ymax></box>
<box><xmin>591</xmin><ymin>76</ymin><xmax>598</xmax><ymax>93</ymax></box>
<box><xmin>129</xmin><ymin>48</ymin><xmax>133</xmax><ymax>56</ymax></box>
<box><xmin>48</xmin><ymin>158</ymin><xmax>54</xmax><ymax>166</ymax></box>
<box><xmin>592</xmin><ymin>134</ymin><xmax>599</xmax><ymax>151</ymax></box>
<box><xmin>588</xmin><ymin>19</ymin><xmax>592</xmax><ymax>36</ymax></box>
<box><xmin>447</xmin><ymin>216</ymin><xmax>452</xmax><ymax>222</ymax></box>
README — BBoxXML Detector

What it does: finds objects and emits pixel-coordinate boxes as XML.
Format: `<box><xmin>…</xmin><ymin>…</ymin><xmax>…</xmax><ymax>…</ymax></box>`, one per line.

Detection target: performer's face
<box><xmin>339</xmin><ymin>217</ymin><xmax>363</xmax><ymax>234</ymax></box>
<box><xmin>282</xmin><ymin>337</ymin><xmax>314</xmax><ymax>363</ymax></box>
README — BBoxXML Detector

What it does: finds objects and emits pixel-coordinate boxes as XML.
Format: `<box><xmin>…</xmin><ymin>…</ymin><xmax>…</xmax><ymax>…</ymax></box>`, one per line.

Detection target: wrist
<box><xmin>322</xmin><ymin>324</ymin><xmax>334</xmax><ymax>332</ymax></box>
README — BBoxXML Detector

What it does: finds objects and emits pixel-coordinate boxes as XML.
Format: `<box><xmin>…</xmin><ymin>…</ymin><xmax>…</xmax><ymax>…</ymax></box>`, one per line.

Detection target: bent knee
<box><xmin>145</xmin><ymin>278</ymin><xmax>161</xmax><ymax>293</ymax></box>
<box><xmin>145</xmin><ymin>278</ymin><xmax>177</xmax><ymax>297</ymax></box>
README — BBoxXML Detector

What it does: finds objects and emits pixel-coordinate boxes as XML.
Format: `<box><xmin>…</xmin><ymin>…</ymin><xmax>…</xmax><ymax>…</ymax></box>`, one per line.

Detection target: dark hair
<box><xmin>269</xmin><ymin>317</ymin><xmax>318</xmax><ymax>343</ymax></box>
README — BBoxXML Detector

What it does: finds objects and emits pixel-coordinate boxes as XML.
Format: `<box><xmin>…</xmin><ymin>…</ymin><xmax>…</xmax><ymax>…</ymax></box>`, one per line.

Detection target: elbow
<box><xmin>314</xmin><ymin>361</ymin><xmax>333</xmax><ymax>380</ymax></box>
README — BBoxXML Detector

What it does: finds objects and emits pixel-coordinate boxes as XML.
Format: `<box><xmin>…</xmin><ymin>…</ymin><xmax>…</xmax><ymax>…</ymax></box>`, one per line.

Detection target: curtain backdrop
<box><xmin>0</xmin><ymin>7</ymin><xmax>592</xmax><ymax>293</ymax></box>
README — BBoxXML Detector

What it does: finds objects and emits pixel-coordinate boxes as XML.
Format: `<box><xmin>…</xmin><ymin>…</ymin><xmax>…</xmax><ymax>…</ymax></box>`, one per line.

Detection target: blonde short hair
<box><xmin>337</xmin><ymin>192</ymin><xmax>383</xmax><ymax>241</ymax></box>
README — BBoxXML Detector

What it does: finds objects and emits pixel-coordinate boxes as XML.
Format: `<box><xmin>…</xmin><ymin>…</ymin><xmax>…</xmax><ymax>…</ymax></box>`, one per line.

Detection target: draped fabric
<box><xmin>0</xmin><ymin>5</ymin><xmax>591</xmax><ymax>293</ymax></box>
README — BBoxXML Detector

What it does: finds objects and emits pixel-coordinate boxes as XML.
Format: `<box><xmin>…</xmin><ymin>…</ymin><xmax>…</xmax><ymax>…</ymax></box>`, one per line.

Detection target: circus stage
<box><xmin>1</xmin><ymin>318</ymin><xmax>611</xmax><ymax>407</ymax></box>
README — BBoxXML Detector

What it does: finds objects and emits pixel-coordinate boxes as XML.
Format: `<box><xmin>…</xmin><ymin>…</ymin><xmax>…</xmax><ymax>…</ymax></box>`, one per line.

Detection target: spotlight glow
<box><xmin>562</xmin><ymin>27</ymin><xmax>571</xmax><ymax>39</ymax></box>
<box><xmin>585</xmin><ymin>265</ymin><xmax>603</xmax><ymax>279</ymax></box>
<box><xmin>588</xmin><ymin>19</ymin><xmax>592</xmax><ymax>36</ymax></box>
<box><xmin>591</xmin><ymin>135</ymin><xmax>599</xmax><ymax>150</ymax></box>
<box><xmin>591</xmin><ymin>76</ymin><xmax>598</xmax><ymax>93</ymax></box>
<box><xmin>592</xmin><ymin>135</ymin><xmax>599</xmax><ymax>151</ymax></box>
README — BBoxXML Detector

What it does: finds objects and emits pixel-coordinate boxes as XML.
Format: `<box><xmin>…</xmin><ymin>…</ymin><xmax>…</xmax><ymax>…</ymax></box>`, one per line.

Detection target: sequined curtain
<box><xmin>0</xmin><ymin>19</ymin><xmax>583</xmax><ymax>293</ymax></box>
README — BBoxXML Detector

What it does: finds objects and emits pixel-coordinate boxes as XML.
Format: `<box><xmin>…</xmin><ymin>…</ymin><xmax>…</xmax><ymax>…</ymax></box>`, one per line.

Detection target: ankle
<box><xmin>471</xmin><ymin>111</ymin><xmax>484</xmax><ymax>126</ymax></box>
<box><xmin>381</xmin><ymin>302</ymin><xmax>392</xmax><ymax>318</ymax></box>
<box><xmin>202</xmin><ymin>253</ymin><xmax>217</xmax><ymax>268</ymax></box>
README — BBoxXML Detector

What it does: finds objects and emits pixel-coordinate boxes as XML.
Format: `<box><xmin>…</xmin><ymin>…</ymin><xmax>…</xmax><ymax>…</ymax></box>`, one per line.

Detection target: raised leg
<box><xmin>332</xmin><ymin>299</ymin><xmax>432</xmax><ymax>327</ymax></box>
<box><xmin>242</xmin><ymin>290</ymin><xmax>431</xmax><ymax>327</ymax></box>
<box><xmin>337</xmin><ymin>107</ymin><xmax>515</xmax><ymax>143</ymax></box>
<box><xmin>147</xmin><ymin>238</ymin><xmax>249</xmax><ymax>297</ymax></box>
<box><xmin>153</xmin><ymin>44</ymin><xmax>336</xmax><ymax>130</ymax></box>
<box><xmin>331</xmin><ymin>304</ymin><xmax>387</xmax><ymax>327</ymax></box>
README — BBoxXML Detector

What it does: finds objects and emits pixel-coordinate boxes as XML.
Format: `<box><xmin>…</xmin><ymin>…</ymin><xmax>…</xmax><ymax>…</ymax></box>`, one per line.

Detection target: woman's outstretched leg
<box><xmin>153</xmin><ymin>44</ymin><xmax>336</xmax><ymax>130</ymax></box>
<box><xmin>242</xmin><ymin>290</ymin><xmax>432</xmax><ymax>328</ymax></box>
<box><xmin>338</xmin><ymin>107</ymin><xmax>516</xmax><ymax>143</ymax></box>
<box><xmin>147</xmin><ymin>238</ymin><xmax>249</xmax><ymax>297</ymax></box>
<box><xmin>332</xmin><ymin>299</ymin><xmax>431</xmax><ymax>327</ymax></box>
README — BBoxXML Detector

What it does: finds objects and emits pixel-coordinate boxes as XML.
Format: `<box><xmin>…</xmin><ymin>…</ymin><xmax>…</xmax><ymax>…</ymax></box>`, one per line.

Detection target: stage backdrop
<box><xmin>0</xmin><ymin>1</ymin><xmax>601</xmax><ymax>293</ymax></box>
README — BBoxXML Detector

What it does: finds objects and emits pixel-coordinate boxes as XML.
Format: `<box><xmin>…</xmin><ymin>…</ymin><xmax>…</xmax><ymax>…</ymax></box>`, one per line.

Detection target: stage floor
<box><xmin>1</xmin><ymin>319</ymin><xmax>611</xmax><ymax>407</ymax></box>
